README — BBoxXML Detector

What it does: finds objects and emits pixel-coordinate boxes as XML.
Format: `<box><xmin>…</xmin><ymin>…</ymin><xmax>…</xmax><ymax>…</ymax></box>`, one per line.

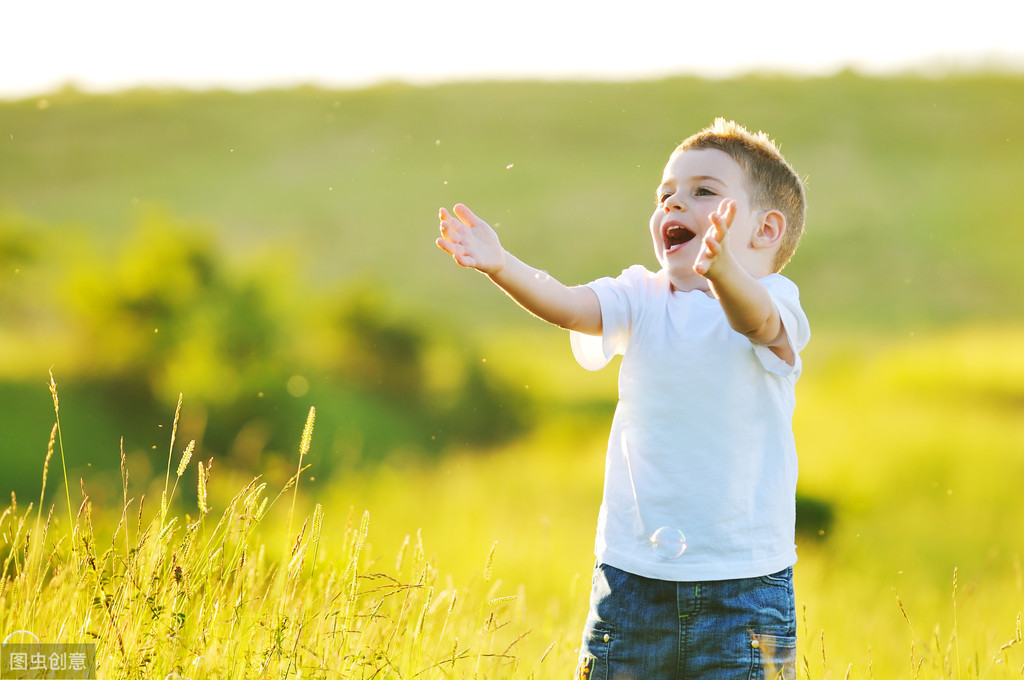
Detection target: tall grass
<box><xmin>0</xmin><ymin>387</ymin><xmax>554</xmax><ymax>679</ymax></box>
<box><xmin>317</xmin><ymin>326</ymin><xmax>1024</xmax><ymax>679</ymax></box>
<box><xmin>4</xmin><ymin>331</ymin><xmax>1024</xmax><ymax>678</ymax></box>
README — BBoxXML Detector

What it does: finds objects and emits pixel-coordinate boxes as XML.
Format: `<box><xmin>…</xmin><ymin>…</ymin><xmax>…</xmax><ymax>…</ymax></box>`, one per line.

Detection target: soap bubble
<box><xmin>650</xmin><ymin>526</ymin><xmax>687</xmax><ymax>559</ymax></box>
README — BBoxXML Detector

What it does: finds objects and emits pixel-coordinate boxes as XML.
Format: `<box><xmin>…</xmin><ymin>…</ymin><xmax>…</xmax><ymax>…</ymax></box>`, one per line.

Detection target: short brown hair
<box><xmin>676</xmin><ymin>118</ymin><xmax>806</xmax><ymax>272</ymax></box>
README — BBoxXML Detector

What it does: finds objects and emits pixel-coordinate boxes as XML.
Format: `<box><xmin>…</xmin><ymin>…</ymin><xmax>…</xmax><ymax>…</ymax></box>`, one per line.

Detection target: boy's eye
<box><xmin>695</xmin><ymin>186</ymin><xmax>716</xmax><ymax>196</ymax></box>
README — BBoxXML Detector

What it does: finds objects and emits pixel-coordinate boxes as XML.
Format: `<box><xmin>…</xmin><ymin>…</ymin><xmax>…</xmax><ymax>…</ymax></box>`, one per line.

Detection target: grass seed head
<box><xmin>177</xmin><ymin>441</ymin><xmax>195</xmax><ymax>478</ymax></box>
<box><xmin>312</xmin><ymin>503</ymin><xmax>323</xmax><ymax>545</ymax></box>
<box><xmin>197</xmin><ymin>459</ymin><xmax>210</xmax><ymax>515</ymax></box>
<box><xmin>47</xmin><ymin>368</ymin><xmax>59</xmax><ymax>414</ymax></box>
<box><xmin>300</xmin><ymin>406</ymin><xmax>316</xmax><ymax>458</ymax></box>
<box><xmin>483</xmin><ymin>541</ymin><xmax>497</xmax><ymax>582</ymax></box>
<box><xmin>41</xmin><ymin>424</ymin><xmax>56</xmax><ymax>500</ymax></box>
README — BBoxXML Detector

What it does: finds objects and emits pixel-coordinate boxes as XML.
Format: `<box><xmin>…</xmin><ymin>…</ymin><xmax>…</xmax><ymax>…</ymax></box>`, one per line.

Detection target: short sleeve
<box><xmin>753</xmin><ymin>274</ymin><xmax>811</xmax><ymax>377</ymax></box>
<box><xmin>569</xmin><ymin>265</ymin><xmax>650</xmax><ymax>371</ymax></box>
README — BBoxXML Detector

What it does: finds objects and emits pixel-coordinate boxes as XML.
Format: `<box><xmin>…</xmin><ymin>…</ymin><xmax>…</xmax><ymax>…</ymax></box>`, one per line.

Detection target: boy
<box><xmin>436</xmin><ymin>118</ymin><xmax>809</xmax><ymax>679</ymax></box>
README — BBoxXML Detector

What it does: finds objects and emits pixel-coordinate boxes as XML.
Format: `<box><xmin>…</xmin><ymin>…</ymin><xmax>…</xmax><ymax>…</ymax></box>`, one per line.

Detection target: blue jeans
<box><xmin>576</xmin><ymin>563</ymin><xmax>797</xmax><ymax>680</ymax></box>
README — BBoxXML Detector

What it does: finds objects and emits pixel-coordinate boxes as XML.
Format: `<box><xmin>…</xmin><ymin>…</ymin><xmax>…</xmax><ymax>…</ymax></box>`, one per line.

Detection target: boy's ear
<box><xmin>753</xmin><ymin>210</ymin><xmax>786</xmax><ymax>249</ymax></box>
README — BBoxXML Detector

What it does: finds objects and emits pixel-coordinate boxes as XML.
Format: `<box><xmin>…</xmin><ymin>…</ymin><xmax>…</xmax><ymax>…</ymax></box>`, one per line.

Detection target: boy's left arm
<box><xmin>694</xmin><ymin>200</ymin><xmax>794</xmax><ymax>366</ymax></box>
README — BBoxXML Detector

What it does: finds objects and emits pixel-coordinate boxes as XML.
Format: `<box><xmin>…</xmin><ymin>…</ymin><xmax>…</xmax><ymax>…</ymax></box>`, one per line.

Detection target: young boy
<box><xmin>436</xmin><ymin>118</ymin><xmax>809</xmax><ymax>679</ymax></box>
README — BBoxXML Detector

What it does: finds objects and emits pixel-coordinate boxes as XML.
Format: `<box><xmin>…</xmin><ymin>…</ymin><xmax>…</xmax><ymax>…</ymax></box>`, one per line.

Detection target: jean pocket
<box><xmin>759</xmin><ymin>566</ymin><xmax>793</xmax><ymax>587</ymax></box>
<box><xmin>578</xmin><ymin>623</ymin><xmax>614</xmax><ymax>680</ymax></box>
<box><xmin>751</xmin><ymin>632</ymin><xmax>796</xmax><ymax>680</ymax></box>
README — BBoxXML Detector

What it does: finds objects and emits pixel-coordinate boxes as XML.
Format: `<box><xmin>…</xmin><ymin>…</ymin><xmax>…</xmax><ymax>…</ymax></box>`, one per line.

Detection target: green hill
<box><xmin>3</xmin><ymin>72</ymin><xmax>1023</xmax><ymax>332</ymax></box>
<box><xmin>2</xmin><ymin>72</ymin><xmax>1023</xmax><ymax>495</ymax></box>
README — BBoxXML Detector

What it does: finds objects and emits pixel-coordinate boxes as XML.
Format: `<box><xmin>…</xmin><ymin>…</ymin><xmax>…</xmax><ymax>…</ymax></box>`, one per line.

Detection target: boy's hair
<box><xmin>676</xmin><ymin>118</ymin><xmax>806</xmax><ymax>272</ymax></box>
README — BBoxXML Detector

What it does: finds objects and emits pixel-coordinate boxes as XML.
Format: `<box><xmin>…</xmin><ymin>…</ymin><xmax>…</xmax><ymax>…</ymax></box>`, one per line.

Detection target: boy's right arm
<box><xmin>436</xmin><ymin>203</ymin><xmax>602</xmax><ymax>335</ymax></box>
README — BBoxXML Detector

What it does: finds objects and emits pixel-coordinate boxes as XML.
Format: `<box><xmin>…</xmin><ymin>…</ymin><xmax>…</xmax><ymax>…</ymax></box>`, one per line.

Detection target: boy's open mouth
<box><xmin>664</xmin><ymin>225</ymin><xmax>697</xmax><ymax>253</ymax></box>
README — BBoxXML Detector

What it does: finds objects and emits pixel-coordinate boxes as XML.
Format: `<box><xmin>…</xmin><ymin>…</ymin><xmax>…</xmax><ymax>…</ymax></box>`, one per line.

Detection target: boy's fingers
<box><xmin>711</xmin><ymin>198</ymin><xmax>735</xmax><ymax>230</ymax></box>
<box><xmin>718</xmin><ymin>197</ymin><xmax>735</xmax><ymax>218</ymax></box>
<box><xmin>439</xmin><ymin>209</ymin><xmax>467</xmax><ymax>240</ymax></box>
<box><xmin>436</xmin><ymin>236</ymin><xmax>457</xmax><ymax>255</ymax></box>
<box><xmin>437</xmin><ymin>237</ymin><xmax>475</xmax><ymax>266</ymax></box>
<box><xmin>705</xmin><ymin>218</ymin><xmax>726</xmax><ymax>244</ymax></box>
<box><xmin>453</xmin><ymin>202</ymin><xmax>483</xmax><ymax>227</ymax></box>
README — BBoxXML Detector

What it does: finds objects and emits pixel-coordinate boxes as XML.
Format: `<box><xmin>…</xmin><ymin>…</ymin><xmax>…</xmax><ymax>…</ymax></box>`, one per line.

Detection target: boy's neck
<box><xmin>665</xmin><ymin>262</ymin><xmax>775</xmax><ymax>295</ymax></box>
<box><xmin>668</xmin><ymin>275</ymin><xmax>713</xmax><ymax>295</ymax></box>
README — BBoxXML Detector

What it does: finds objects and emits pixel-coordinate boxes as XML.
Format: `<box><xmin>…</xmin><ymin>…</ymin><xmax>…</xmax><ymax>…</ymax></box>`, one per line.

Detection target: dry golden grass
<box><xmin>0</xmin><ymin>386</ymin><xmax>554</xmax><ymax>679</ymax></box>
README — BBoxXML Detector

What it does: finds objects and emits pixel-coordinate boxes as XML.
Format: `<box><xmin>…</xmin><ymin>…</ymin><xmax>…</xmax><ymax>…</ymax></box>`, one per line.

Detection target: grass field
<box><xmin>3</xmin><ymin>326</ymin><xmax>1020</xmax><ymax>678</ymax></box>
<box><xmin>2</xmin><ymin>73</ymin><xmax>1023</xmax><ymax>677</ymax></box>
<box><xmin>313</xmin><ymin>325</ymin><xmax>1024</xmax><ymax>678</ymax></box>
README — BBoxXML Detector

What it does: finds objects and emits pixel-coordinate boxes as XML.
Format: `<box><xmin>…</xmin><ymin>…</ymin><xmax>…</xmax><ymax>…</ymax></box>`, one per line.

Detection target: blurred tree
<box><xmin>2</xmin><ymin>209</ymin><xmax>535</xmax><ymax>495</ymax></box>
<box><xmin>440</xmin><ymin>359</ymin><xmax>531</xmax><ymax>448</ymax></box>
<box><xmin>61</xmin><ymin>210</ymin><xmax>286</xmax><ymax>406</ymax></box>
<box><xmin>332</xmin><ymin>289</ymin><xmax>426</xmax><ymax>404</ymax></box>
<box><xmin>48</xmin><ymin>210</ymin><xmax>292</xmax><ymax>462</ymax></box>
<box><xmin>327</xmin><ymin>287</ymin><xmax>531</xmax><ymax>452</ymax></box>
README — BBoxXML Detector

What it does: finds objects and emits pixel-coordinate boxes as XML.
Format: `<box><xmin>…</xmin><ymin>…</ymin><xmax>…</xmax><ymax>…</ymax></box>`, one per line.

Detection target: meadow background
<box><xmin>1</xmin><ymin>72</ymin><xmax>1022</xmax><ymax>677</ymax></box>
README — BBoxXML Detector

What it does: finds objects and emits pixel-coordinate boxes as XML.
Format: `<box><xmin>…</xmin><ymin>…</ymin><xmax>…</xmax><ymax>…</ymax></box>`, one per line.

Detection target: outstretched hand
<box><xmin>692</xmin><ymin>198</ymin><xmax>737</xmax><ymax>279</ymax></box>
<box><xmin>436</xmin><ymin>203</ymin><xmax>506</xmax><ymax>275</ymax></box>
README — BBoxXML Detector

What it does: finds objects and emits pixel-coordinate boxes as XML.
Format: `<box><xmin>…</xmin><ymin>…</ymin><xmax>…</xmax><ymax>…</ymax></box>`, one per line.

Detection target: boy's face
<box><xmin>650</xmin><ymin>148</ymin><xmax>762</xmax><ymax>291</ymax></box>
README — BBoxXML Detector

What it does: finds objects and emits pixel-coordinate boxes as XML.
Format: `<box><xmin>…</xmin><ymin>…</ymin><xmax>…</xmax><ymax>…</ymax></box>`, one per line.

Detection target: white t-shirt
<box><xmin>570</xmin><ymin>265</ymin><xmax>811</xmax><ymax>581</ymax></box>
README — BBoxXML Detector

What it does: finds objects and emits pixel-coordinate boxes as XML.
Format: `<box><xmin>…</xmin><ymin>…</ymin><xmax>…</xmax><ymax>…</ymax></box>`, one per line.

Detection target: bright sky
<box><xmin>3</xmin><ymin>0</ymin><xmax>1023</xmax><ymax>98</ymax></box>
